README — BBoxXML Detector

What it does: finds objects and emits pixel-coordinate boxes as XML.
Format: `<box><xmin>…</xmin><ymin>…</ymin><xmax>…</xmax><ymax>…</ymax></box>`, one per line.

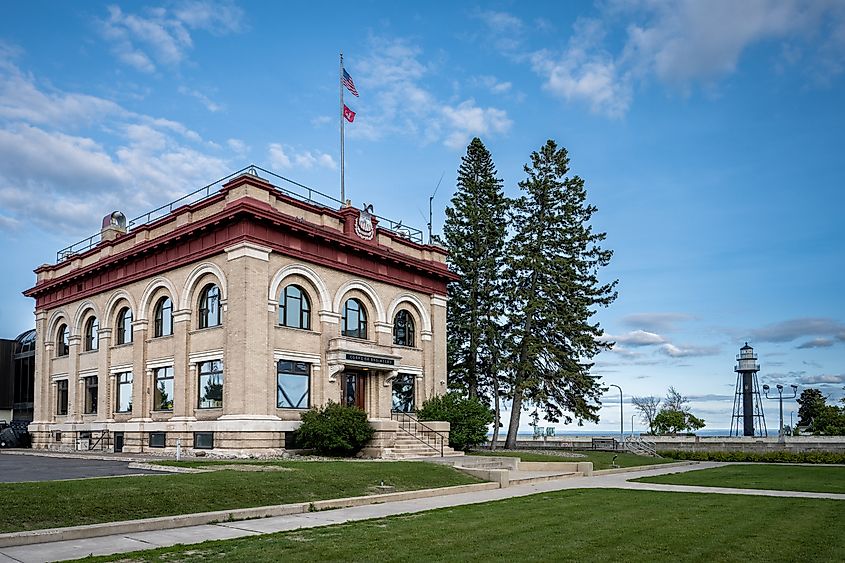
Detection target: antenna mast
<box><xmin>428</xmin><ymin>172</ymin><xmax>444</xmax><ymax>244</ymax></box>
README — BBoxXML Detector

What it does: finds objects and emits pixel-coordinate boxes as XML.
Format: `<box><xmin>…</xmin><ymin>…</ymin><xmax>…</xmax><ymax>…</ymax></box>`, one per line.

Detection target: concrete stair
<box><xmin>383</xmin><ymin>430</ymin><xmax>464</xmax><ymax>460</ymax></box>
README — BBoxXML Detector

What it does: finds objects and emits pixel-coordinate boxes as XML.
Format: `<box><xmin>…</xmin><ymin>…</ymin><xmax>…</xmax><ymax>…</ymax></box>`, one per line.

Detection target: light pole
<box><xmin>631</xmin><ymin>414</ymin><xmax>636</xmax><ymax>436</ymax></box>
<box><xmin>762</xmin><ymin>384</ymin><xmax>798</xmax><ymax>444</ymax></box>
<box><xmin>609</xmin><ymin>384</ymin><xmax>623</xmax><ymax>448</ymax></box>
<box><xmin>790</xmin><ymin>411</ymin><xmax>794</xmax><ymax>435</ymax></box>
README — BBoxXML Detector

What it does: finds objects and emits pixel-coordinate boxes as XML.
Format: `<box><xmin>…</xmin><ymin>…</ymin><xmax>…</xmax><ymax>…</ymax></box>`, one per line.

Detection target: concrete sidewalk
<box><xmin>2</xmin><ymin>461</ymin><xmax>843</xmax><ymax>563</ymax></box>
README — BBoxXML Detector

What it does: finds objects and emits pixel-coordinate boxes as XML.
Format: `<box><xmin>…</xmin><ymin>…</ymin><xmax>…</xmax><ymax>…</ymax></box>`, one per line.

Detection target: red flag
<box><xmin>343</xmin><ymin>104</ymin><xmax>356</xmax><ymax>123</ymax></box>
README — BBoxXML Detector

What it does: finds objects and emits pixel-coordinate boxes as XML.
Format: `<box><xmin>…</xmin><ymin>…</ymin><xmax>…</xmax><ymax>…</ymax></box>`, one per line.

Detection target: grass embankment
<box><xmin>0</xmin><ymin>461</ymin><xmax>479</xmax><ymax>533</ymax></box>
<box><xmin>470</xmin><ymin>449</ymin><xmax>673</xmax><ymax>470</ymax></box>
<box><xmin>82</xmin><ymin>488</ymin><xmax>845</xmax><ymax>562</ymax></box>
<box><xmin>635</xmin><ymin>464</ymin><xmax>845</xmax><ymax>494</ymax></box>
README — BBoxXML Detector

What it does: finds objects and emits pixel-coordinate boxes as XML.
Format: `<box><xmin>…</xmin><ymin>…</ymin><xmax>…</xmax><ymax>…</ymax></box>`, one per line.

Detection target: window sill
<box><xmin>111</xmin><ymin>342</ymin><xmax>134</xmax><ymax>349</ymax></box>
<box><xmin>276</xmin><ymin>324</ymin><xmax>317</xmax><ymax>333</ymax></box>
<box><xmin>149</xmin><ymin>334</ymin><xmax>174</xmax><ymax>342</ymax></box>
<box><xmin>191</xmin><ymin>325</ymin><xmax>224</xmax><ymax>335</ymax></box>
<box><xmin>79</xmin><ymin>349</ymin><xmax>99</xmax><ymax>356</ymax></box>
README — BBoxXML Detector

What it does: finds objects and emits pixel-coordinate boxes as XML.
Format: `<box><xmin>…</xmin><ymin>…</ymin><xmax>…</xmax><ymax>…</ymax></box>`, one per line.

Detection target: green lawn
<box><xmin>0</xmin><ymin>461</ymin><xmax>479</xmax><ymax>533</ymax></box>
<box><xmin>635</xmin><ymin>464</ymin><xmax>845</xmax><ymax>494</ymax></box>
<box><xmin>470</xmin><ymin>449</ymin><xmax>673</xmax><ymax>469</ymax></box>
<box><xmin>82</xmin><ymin>488</ymin><xmax>845</xmax><ymax>562</ymax></box>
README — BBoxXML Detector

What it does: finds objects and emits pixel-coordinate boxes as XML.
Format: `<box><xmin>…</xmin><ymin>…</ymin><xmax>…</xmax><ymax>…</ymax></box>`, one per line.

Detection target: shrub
<box><xmin>658</xmin><ymin>449</ymin><xmax>845</xmax><ymax>464</ymax></box>
<box><xmin>296</xmin><ymin>401</ymin><xmax>374</xmax><ymax>456</ymax></box>
<box><xmin>417</xmin><ymin>392</ymin><xmax>493</xmax><ymax>451</ymax></box>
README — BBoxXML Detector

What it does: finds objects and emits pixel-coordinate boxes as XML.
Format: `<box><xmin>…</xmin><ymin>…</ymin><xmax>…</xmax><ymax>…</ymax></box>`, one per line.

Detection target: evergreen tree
<box><xmin>503</xmin><ymin>140</ymin><xmax>617</xmax><ymax>449</ymax></box>
<box><xmin>444</xmin><ymin>137</ymin><xmax>508</xmax><ymax>418</ymax></box>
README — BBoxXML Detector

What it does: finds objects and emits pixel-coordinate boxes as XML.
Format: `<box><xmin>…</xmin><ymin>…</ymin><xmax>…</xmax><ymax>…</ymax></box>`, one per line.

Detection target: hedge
<box><xmin>658</xmin><ymin>449</ymin><xmax>845</xmax><ymax>464</ymax></box>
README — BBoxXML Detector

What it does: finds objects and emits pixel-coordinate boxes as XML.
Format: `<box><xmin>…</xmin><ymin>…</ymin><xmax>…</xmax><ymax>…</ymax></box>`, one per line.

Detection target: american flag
<box><xmin>342</xmin><ymin>68</ymin><xmax>359</xmax><ymax>97</ymax></box>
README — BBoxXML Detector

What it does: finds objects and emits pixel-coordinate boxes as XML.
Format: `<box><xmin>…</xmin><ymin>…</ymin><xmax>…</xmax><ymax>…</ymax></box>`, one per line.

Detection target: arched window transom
<box><xmin>198</xmin><ymin>284</ymin><xmax>221</xmax><ymax>329</ymax></box>
<box><xmin>56</xmin><ymin>324</ymin><xmax>69</xmax><ymax>357</ymax></box>
<box><xmin>393</xmin><ymin>309</ymin><xmax>415</xmax><ymax>347</ymax></box>
<box><xmin>279</xmin><ymin>285</ymin><xmax>311</xmax><ymax>330</ymax></box>
<box><xmin>84</xmin><ymin>317</ymin><xmax>99</xmax><ymax>351</ymax></box>
<box><xmin>342</xmin><ymin>298</ymin><xmax>367</xmax><ymax>339</ymax></box>
<box><xmin>117</xmin><ymin>307</ymin><xmax>133</xmax><ymax>345</ymax></box>
<box><xmin>154</xmin><ymin>297</ymin><xmax>173</xmax><ymax>338</ymax></box>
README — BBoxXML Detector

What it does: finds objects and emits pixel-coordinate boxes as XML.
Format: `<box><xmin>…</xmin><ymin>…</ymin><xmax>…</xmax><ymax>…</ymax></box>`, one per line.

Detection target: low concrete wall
<box><xmin>518</xmin><ymin>461</ymin><xmax>593</xmax><ymax>476</ymax></box>
<box><xmin>488</xmin><ymin>435</ymin><xmax>845</xmax><ymax>454</ymax></box>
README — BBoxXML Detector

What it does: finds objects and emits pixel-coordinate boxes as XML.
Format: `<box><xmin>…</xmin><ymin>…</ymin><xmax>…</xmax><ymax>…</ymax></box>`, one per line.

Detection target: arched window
<box><xmin>84</xmin><ymin>317</ymin><xmax>99</xmax><ymax>351</ymax></box>
<box><xmin>198</xmin><ymin>284</ymin><xmax>221</xmax><ymax>329</ymax></box>
<box><xmin>116</xmin><ymin>307</ymin><xmax>133</xmax><ymax>345</ymax></box>
<box><xmin>279</xmin><ymin>285</ymin><xmax>311</xmax><ymax>330</ymax></box>
<box><xmin>56</xmin><ymin>324</ymin><xmax>69</xmax><ymax>357</ymax></box>
<box><xmin>342</xmin><ymin>298</ymin><xmax>367</xmax><ymax>339</ymax></box>
<box><xmin>393</xmin><ymin>310</ymin><xmax>415</xmax><ymax>347</ymax></box>
<box><xmin>154</xmin><ymin>297</ymin><xmax>173</xmax><ymax>337</ymax></box>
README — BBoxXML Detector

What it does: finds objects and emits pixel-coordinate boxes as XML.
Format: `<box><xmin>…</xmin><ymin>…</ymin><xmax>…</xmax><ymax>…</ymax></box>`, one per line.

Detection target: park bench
<box><xmin>591</xmin><ymin>437</ymin><xmax>618</xmax><ymax>451</ymax></box>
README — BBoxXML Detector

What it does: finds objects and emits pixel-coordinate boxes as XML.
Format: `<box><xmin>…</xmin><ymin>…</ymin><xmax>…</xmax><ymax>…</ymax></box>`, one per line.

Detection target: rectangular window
<box><xmin>149</xmin><ymin>432</ymin><xmax>166</xmax><ymax>448</ymax></box>
<box><xmin>197</xmin><ymin>360</ymin><xmax>223</xmax><ymax>409</ymax></box>
<box><xmin>116</xmin><ymin>372</ymin><xmax>133</xmax><ymax>413</ymax></box>
<box><xmin>153</xmin><ymin>366</ymin><xmax>174</xmax><ymax>411</ymax></box>
<box><xmin>56</xmin><ymin>379</ymin><xmax>68</xmax><ymax>415</ymax></box>
<box><xmin>194</xmin><ymin>432</ymin><xmax>214</xmax><ymax>449</ymax></box>
<box><xmin>392</xmin><ymin>373</ymin><xmax>415</xmax><ymax>413</ymax></box>
<box><xmin>277</xmin><ymin>360</ymin><xmax>310</xmax><ymax>409</ymax></box>
<box><xmin>84</xmin><ymin>376</ymin><xmax>98</xmax><ymax>414</ymax></box>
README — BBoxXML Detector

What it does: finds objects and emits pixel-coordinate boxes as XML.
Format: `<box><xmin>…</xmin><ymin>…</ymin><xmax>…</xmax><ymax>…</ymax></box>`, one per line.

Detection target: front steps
<box><xmin>383</xmin><ymin>431</ymin><xmax>464</xmax><ymax>460</ymax></box>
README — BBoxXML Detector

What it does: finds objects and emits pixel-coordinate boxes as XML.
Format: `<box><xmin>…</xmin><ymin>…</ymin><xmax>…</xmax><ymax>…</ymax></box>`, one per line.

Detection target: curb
<box><xmin>592</xmin><ymin>461</ymin><xmax>699</xmax><ymax>476</ymax></box>
<box><xmin>0</xmin><ymin>482</ymin><xmax>499</xmax><ymax>548</ymax></box>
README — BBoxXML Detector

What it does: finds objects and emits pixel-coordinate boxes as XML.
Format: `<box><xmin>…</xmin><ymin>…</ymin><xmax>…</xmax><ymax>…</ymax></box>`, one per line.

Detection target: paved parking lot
<box><xmin>0</xmin><ymin>454</ymin><xmax>158</xmax><ymax>482</ymax></box>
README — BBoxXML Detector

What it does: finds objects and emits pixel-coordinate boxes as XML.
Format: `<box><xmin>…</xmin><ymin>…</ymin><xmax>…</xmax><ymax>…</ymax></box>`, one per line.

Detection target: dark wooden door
<box><xmin>344</xmin><ymin>372</ymin><xmax>366</xmax><ymax>411</ymax></box>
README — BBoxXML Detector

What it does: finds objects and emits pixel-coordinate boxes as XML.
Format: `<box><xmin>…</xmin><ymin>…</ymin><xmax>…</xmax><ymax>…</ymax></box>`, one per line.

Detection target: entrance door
<box><xmin>343</xmin><ymin>371</ymin><xmax>366</xmax><ymax>410</ymax></box>
<box><xmin>114</xmin><ymin>432</ymin><xmax>124</xmax><ymax>453</ymax></box>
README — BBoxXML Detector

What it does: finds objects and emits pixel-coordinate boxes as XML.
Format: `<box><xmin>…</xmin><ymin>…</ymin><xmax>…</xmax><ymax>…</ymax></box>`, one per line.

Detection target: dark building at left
<box><xmin>0</xmin><ymin>329</ymin><xmax>36</xmax><ymax>423</ymax></box>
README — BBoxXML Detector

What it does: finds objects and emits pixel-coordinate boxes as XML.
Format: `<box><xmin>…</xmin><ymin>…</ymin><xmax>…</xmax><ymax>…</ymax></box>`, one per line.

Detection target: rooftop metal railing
<box><xmin>55</xmin><ymin>165</ymin><xmax>424</xmax><ymax>262</ymax></box>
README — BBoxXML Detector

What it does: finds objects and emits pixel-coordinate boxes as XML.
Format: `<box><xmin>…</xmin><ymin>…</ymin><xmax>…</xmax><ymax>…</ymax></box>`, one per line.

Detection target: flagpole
<box><xmin>340</xmin><ymin>52</ymin><xmax>345</xmax><ymax>204</ymax></box>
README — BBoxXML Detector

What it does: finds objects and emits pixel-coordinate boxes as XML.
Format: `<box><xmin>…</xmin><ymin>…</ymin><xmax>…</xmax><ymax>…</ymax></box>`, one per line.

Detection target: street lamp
<box><xmin>790</xmin><ymin>410</ymin><xmax>794</xmax><ymax>435</ymax></box>
<box><xmin>609</xmin><ymin>384</ymin><xmax>623</xmax><ymax>448</ymax></box>
<box><xmin>631</xmin><ymin>413</ymin><xmax>636</xmax><ymax>436</ymax></box>
<box><xmin>762</xmin><ymin>384</ymin><xmax>798</xmax><ymax>444</ymax></box>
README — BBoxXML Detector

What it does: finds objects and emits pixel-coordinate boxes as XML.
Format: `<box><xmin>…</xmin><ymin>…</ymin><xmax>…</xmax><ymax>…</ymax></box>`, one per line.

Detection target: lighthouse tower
<box><xmin>730</xmin><ymin>343</ymin><xmax>767</xmax><ymax>437</ymax></box>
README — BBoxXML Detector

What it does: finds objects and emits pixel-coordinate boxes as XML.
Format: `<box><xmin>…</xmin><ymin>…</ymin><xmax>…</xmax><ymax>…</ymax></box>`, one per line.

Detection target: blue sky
<box><xmin>1</xmin><ymin>1</ymin><xmax>843</xmax><ymax>433</ymax></box>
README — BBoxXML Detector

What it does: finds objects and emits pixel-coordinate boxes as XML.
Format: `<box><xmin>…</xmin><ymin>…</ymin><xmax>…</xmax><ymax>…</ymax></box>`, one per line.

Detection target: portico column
<box><xmin>223</xmin><ymin>242</ymin><xmax>272</xmax><ymax>417</ymax></box>
<box><xmin>430</xmin><ymin>295</ymin><xmax>448</xmax><ymax>400</ymax></box>
<box><xmin>97</xmin><ymin>328</ymin><xmax>112</xmax><ymax>419</ymax></box>
<box><xmin>172</xmin><ymin>309</ymin><xmax>193</xmax><ymax>419</ymax></box>
<box><xmin>33</xmin><ymin>311</ymin><xmax>50</xmax><ymax>424</ymax></box>
<box><xmin>129</xmin><ymin>320</ymin><xmax>150</xmax><ymax>421</ymax></box>
<box><xmin>67</xmin><ymin>334</ymin><xmax>82</xmax><ymax>422</ymax></box>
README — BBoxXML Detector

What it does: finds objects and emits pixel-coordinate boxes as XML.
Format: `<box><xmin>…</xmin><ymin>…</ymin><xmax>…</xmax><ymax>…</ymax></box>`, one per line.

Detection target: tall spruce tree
<box><xmin>444</xmin><ymin>138</ymin><xmax>508</xmax><ymax>425</ymax></box>
<box><xmin>503</xmin><ymin>140</ymin><xmax>617</xmax><ymax>449</ymax></box>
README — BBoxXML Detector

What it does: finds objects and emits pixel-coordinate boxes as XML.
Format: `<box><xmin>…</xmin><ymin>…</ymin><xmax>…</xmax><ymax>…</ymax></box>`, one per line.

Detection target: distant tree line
<box><xmin>796</xmin><ymin>388</ymin><xmax>845</xmax><ymax>435</ymax></box>
<box><xmin>444</xmin><ymin>137</ymin><xmax>618</xmax><ymax>449</ymax></box>
<box><xmin>632</xmin><ymin>386</ymin><xmax>705</xmax><ymax>435</ymax></box>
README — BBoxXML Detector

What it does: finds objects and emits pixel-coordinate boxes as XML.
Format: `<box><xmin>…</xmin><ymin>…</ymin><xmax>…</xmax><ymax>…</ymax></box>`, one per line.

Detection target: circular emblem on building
<box><xmin>355</xmin><ymin>204</ymin><xmax>375</xmax><ymax>240</ymax></box>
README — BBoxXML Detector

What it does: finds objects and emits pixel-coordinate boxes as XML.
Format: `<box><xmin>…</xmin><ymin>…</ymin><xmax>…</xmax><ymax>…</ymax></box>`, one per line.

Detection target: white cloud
<box><xmin>267</xmin><ymin>144</ymin><xmax>336</xmax><ymax>171</ymax></box>
<box><xmin>355</xmin><ymin>36</ymin><xmax>512</xmax><ymax>148</ymax></box>
<box><xmin>227</xmin><ymin>138</ymin><xmax>249</xmax><ymax>157</ymax></box>
<box><xmin>0</xmin><ymin>60</ymin><xmax>230</xmax><ymax>237</ymax></box>
<box><xmin>608</xmin><ymin>330</ymin><xmax>666</xmax><ymax>347</ymax></box>
<box><xmin>473</xmin><ymin>75</ymin><xmax>513</xmax><ymax>94</ymax></box>
<box><xmin>496</xmin><ymin>3</ymin><xmax>845</xmax><ymax>117</ymax></box>
<box><xmin>660</xmin><ymin>343</ymin><xmax>720</xmax><ymax>358</ymax></box>
<box><xmin>441</xmin><ymin>100</ymin><xmax>512</xmax><ymax>149</ymax></box>
<box><xmin>622</xmin><ymin>312</ymin><xmax>694</xmax><ymax>332</ymax></box>
<box><xmin>178</xmin><ymin>86</ymin><xmax>224</xmax><ymax>112</ymax></box>
<box><xmin>267</xmin><ymin>144</ymin><xmax>291</xmax><ymax>169</ymax></box>
<box><xmin>99</xmin><ymin>2</ymin><xmax>245</xmax><ymax>72</ymax></box>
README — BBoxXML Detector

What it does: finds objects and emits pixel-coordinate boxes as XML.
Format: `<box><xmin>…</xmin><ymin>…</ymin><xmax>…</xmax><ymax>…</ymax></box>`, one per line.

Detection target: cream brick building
<box><xmin>24</xmin><ymin>169</ymin><xmax>457</xmax><ymax>455</ymax></box>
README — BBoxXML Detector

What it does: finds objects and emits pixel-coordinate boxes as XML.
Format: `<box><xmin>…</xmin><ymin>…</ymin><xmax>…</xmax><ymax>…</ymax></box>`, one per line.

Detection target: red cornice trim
<box><xmin>25</xmin><ymin>196</ymin><xmax>457</xmax><ymax>308</ymax></box>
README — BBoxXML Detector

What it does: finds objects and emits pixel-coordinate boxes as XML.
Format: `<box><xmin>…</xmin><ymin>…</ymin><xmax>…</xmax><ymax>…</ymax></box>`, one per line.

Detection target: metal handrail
<box><xmin>624</xmin><ymin>435</ymin><xmax>661</xmax><ymax>458</ymax></box>
<box><xmin>391</xmin><ymin>411</ymin><xmax>447</xmax><ymax>456</ymax></box>
<box><xmin>55</xmin><ymin>164</ymin><xmax>424</xmax><ymax>262</ymax></box>
<box><xmin>88</xmin><ymin>429</ymin><xmax>110</xmax><ymax>451</ymax></box>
